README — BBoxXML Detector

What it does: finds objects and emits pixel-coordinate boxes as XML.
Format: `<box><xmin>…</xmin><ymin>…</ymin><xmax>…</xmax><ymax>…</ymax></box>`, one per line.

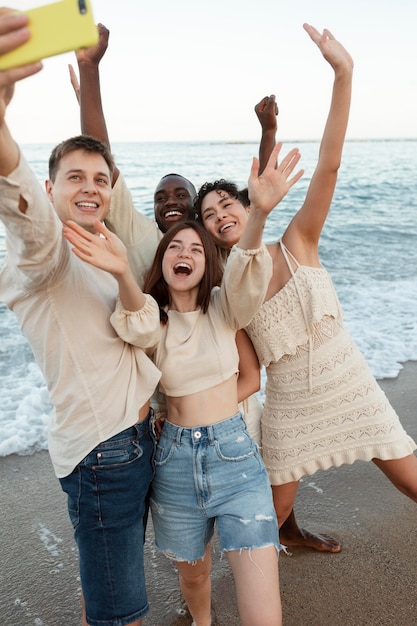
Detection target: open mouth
<box><xmin>173</xmin><ymin>262</ymin><xmax>192</xmax><ymax>275</ymax></box>
<box><xmin>76</xmin><ymin>201</ymin><xmax>99</xmax><ymax>212</ymax></box>
<box><xmin>164</xmin><ymin>210</ymin><xmax>183</xmax><ymax>219</ymax></box>
<box><xmin>219</xmin><ymin>222</ymin><xmax>235</xmax><ymax>234</ymax></box>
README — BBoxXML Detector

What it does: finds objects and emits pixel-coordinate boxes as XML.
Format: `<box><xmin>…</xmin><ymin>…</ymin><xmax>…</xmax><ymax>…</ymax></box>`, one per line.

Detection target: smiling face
<box><xmin>45</xmin><ymin>149</ymin><xmax>112</xmax><ymax>233</ymax></box>
<box><xmin>162</xmin><ymin>227</ymin><xmax>206</xmax><ymax>295</ymax></box>
<box><xmin>154</xmin><ymin>174</ymin><xmax>196</xmax><ymax>233</ymax></box>
<box><xmin>200</xmin><ymin>189</ymin><xmax>249</xmax><ymax>249</ymax></box>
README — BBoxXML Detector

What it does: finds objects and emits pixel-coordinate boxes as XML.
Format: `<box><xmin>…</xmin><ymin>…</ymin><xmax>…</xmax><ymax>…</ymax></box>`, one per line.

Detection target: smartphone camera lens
<box><xmin>78</xmin><ymin>0</ymin><xmax>87</xmax><ymax>14</ymax></box>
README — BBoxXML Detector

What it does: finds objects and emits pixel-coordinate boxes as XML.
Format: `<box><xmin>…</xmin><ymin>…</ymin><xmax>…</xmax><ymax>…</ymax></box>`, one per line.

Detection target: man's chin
<box><xmin>77</xmin><ymin>217</ymin><xmax>102</xmax><ymax>234</ymax></box>
<box><xmin>160</xmin><ymin>215</ymin><xmax>185</xmax><ymax>232</ymax></box>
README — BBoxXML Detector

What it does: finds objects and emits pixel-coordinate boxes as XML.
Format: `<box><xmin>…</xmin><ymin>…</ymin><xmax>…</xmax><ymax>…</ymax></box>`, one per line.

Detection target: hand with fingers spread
<box><xmin>63</xmin><ymin>219</ymin><xmax>148</xmax><ymax>312</ymax></box>
<box><xmin>237</xmin><ymin>142</ymin><xmax>303</xmax><ymax>252</ymax></box>
<box><xmin>248</xmin><ymin>142</ymin><xmax>303</xmax><ymax>217</ymax></box>
<box><xmin>63</xmin><ymin>219</ymin><xmax>130</xmax><ymax>278</ymax></box>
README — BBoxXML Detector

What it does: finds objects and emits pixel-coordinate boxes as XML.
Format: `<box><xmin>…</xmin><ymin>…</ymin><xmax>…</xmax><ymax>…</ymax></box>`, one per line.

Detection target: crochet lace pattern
<box><xmin>246</xmin><ymin>265</ymin><xmax>416</xmax><ymax>485</ymax></box>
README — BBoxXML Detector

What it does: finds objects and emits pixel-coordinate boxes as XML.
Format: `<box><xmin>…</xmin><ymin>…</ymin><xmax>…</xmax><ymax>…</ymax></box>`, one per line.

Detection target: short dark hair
<box><xmin>194</xmin><ymin>179</ymin><xmax>240</xmax><ymax>221</ymax></box>
<box><xmin>159</xmin><ymin>173</ymin><xmax>197</xmax><ymax>196</ymax></box>
<box><xmin>48</xmin><ymin>135</ymin><xmax>115</xmax><ymax>182</ymax></box>
<box><xmin>144</xmin><ymin>221</ymin><xmax>220</xmax><ymax>325</ymax></box>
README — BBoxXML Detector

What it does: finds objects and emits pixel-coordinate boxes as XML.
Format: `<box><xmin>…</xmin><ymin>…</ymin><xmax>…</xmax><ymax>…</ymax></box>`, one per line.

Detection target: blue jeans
<box><xmin>59</xmin><ymin>417</ymin><xmax>154</xmax><ymax>626</ymax></box>
<box><xmin>150</xmin><ymin>412</ymin><xmax>279</xmax><ymax>562</ymax></box>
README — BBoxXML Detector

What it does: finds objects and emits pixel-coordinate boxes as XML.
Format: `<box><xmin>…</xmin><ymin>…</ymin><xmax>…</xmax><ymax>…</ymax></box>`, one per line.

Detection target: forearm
<box><xmin>78</xmin><ymin>61</ymin><xmax>110</xmax><ymax>147</ymax></box>
<box><xmin>318</xmin><ymin>68</ymin><xmax>352</xmax><ymax>170</ymax></box>
<box><xmin>237</xmin><ymin>208</ymin><xmax>267</xmax><ymax>250</ymax></box>
<box><xmin>116</xmin><ymin>268</ymin><xmax>147</xmax><ymax>312</ymax></box>
<box><xmin>258</xmin><ymin>128</ymin><xmax>276</xmax><ymax>175</ymax></box>
<box><xmin>0</xmin><ymin>121</ymin><xmax>19</xmax><ymax>176</ymax></box>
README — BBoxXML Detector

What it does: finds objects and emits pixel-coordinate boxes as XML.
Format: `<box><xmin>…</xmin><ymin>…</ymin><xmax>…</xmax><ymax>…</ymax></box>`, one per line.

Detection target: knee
<box><xmin>179</xmin><ymin>568</ymin><xmax>210</xmax><ymax>590</ymax></box>
<box><xmin>273</xmin><ymin>489</ymin><xmax>294</xmax><ymax>528</ymax></box>
<box><xmin>272</xmin><ymin>494</ymin><xmax>293</xmax><ymax>527</ymax></box>
<box><xmin>178</xmin><ymin>557</ymin><xmax>212</xmax><ymax>590</ymax></box>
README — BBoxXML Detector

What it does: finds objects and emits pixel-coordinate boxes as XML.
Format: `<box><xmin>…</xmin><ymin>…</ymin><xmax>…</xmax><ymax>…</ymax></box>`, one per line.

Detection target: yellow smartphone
<box><xmin>0</xmin><ymin>0</ymin><xmax>99</xmax><ymax>70</ymax></box>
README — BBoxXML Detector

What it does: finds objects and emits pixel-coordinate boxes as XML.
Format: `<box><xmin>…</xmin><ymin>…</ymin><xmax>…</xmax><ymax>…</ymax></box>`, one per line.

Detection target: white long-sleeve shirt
<box><xmin>0</xmin><ymin>155</ymin><xmax>161</xmax><ymax>477</ymax></box>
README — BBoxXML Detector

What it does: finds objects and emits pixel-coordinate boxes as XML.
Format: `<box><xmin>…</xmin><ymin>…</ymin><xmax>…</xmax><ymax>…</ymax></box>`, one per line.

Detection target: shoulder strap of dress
<box><xmin>279</xmin><ymin>239</ymin><xmax>314</xmax><ymax>393</ymax></box>
<box><xmin>279</xmin><ymin>239</ymin><xmax>301</xmax><ymax>271</ymax></box>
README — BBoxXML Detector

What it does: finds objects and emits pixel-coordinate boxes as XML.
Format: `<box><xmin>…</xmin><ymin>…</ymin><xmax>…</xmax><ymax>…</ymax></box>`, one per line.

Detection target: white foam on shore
<box><xmin>1</xmin><ymin>139</ymin><xmax>416</xmax><ymax>458</ymax></box>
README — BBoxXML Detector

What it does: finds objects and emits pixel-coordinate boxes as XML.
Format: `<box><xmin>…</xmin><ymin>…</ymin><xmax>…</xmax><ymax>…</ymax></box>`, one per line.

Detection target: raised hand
<box><xmin>69</xmin><ymin>23</ymin><xmax>109</xmax><ymax>103</ymax></box>
<box><xmin>303</xmin><ymin>23</ymin><xmax>353</xmax><ymax>74</ymax></box>
<box><xmin>75</xmin><ymin>22</ymin><xmax>109</xmax><ymax>66</ymax></box>
<box><xmin>63</xmin><ymin>219</ymin><xmax>130</xmax><ymax>278</ymax></box>
<box><xmin>255</xmin><ymin>94</ymin><xmax>278</xmax><ymax>134</ymax></box>
<box><xmin>63</xmin><ymin>219</ymin><xmax>147</xmax><ymax>311</ymax></box>
<box><xmin>0</xmin><ymin>10</ymin><xmax>42</xmax><ymax>118</ymax></box>
<box><xmin>248</xmin><ymin>142</ymin><xmax>303</xmax><ymax>216</ymax></box>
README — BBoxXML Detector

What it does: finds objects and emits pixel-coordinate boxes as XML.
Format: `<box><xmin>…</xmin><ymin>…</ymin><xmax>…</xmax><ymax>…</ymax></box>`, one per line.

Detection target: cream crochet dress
<box><xmin>245</xmin><ymin>241</ymin><xmax>416</xmax><ymax>485</ymax></box>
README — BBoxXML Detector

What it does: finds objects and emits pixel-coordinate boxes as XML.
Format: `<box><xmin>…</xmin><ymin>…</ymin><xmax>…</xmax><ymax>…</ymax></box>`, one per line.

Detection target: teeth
<box><xmin>174</xmin><ymin>262</ymin><xmax>192</xmax><ymax>275</ymax></box>
<box><xmin>164</xmin><ymin>210</ymin><xmax>182</xmax><ymax>218</ymax></box>
<box><xmin>77</xmin><ymin>202</ymin><xmax>98</xmax><ymax>208</ymax></box>
<box><xmin>220</xmin><ymin>223</ymin><xmax>233</xmax><ymax>233</ymax></box>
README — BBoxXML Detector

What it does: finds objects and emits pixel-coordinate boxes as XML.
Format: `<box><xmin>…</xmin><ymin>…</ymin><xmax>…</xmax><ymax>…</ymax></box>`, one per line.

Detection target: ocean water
<box><xmin>1</xmin><ymin>139</ymin><xmax>417</xmax><ymax>458</ymax></box>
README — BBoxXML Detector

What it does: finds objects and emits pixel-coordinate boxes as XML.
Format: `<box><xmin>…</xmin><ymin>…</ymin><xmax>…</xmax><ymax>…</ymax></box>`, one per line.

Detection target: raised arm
<box><xmin>0</xmin><ymin>10</ymin><xmax>42</xmax><ymax>178</ymax></box>
<box><xmin>239</xmin><ymin>142</ymin><xmax>303</xmax><ymax>250</ymax></box>
<box><xmin>284</xmin><ymin>24</ymin><xmax>353</xmax><ymax>259</ymax></box>
<box><xmin>63</xmin><ymin>219</ymin><xmax>146</xmax><ymax>311</ymax></box>
<box><xmin>255</xmin><ymin>94</ymin><xmax>278</xmax><ymax>175</ymax></box>
<box><xmin>69</xmin><ymin>23</ymin><xmax>119</xmax><ymax>183</ymax></box>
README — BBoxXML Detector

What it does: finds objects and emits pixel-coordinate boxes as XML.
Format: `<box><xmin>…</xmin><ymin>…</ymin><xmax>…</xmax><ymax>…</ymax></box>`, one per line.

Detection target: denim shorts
<box><xmin>59</xmin><ymin>417</ymin><xmax>154</xmax><ymax>626</ymax></box>
<box><xmin>150</xmin><ymin>412</ymin><xmax>279</xmax><ymax>562</ymax></box>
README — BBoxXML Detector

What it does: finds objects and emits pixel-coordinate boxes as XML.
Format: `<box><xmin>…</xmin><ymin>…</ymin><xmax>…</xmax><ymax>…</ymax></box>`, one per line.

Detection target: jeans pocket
<box><xmin>93</xmin><ymin>437</ymin><xmax>149</xmax><ymax>470</ymax></box>
<box><xmin>214</xmin><ymin>429</ymin><xmax>256</xmax><ymax>462</ymax></box>
<box><xmin>59</xmin><ymin>470</ymin><xmax>81</xmax><ymax>530</ymax></box>
<box><xmin>153</xmin><ymin>437</ymin><xmax>178</xmax><ymax>467</ymax></box>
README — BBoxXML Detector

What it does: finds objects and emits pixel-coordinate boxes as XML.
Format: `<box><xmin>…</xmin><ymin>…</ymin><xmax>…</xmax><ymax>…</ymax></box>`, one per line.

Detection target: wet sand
<box><xmin>1</xmin><ymin>361</ymin><xmax>416</xmax><ymax>626</ymax></box>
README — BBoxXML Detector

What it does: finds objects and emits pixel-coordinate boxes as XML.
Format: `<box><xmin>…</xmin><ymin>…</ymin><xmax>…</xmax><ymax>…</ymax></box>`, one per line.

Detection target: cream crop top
<box><xmin>111</xmin><ymin>244</ymin><xmax>272</xmax><ymax>397</ymax></box>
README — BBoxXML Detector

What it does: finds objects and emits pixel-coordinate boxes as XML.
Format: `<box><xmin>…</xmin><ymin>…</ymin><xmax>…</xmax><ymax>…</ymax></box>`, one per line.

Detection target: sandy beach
<box><xmin>1</xmin><ymin>362</ymin><xmax>416</xmax><ymax>626</ymax></box>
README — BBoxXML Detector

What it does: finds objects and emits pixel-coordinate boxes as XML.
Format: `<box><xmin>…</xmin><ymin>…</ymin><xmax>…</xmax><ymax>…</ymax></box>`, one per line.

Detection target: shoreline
<box><xmin>1</xmin><ymin>361</ymin><xmax>416</xmax><ymax>626</ymax></box>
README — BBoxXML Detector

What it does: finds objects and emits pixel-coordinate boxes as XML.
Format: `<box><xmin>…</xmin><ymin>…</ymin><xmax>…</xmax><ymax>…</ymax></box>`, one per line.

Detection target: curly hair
<box><xmin>194</xmin><ymin>179</ymin><xmax>240</xmax><ymax>221</ymax></box>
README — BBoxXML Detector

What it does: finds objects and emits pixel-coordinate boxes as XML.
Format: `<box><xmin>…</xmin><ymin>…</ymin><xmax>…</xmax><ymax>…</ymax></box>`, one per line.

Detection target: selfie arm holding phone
<box><xmin>0</xmin><ymin>10</ymin><xmax>43</xmax><ymax>176</ymax></box>
<box><xmin>0</xmin><ymin>0</ymin><xmax>98</xmax><ymax>70</ymax></box>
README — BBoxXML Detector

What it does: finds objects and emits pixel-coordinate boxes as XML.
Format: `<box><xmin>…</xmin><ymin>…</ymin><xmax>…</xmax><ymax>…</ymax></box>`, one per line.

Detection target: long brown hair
<box><xmin>144</xmin><ymin>221</ymin><xmax>220</xmax><ymax>325</ymax></box>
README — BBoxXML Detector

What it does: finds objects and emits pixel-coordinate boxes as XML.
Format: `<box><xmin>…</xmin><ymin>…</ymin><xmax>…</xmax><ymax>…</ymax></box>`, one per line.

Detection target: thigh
<box><xmin>227</xmin><ymin>546</ymin><xmax>281</xmax><ymax>626</ymax></box>
<box><xmin>151</xmin><ymin>430</ymin><xmax>214</xmax><ymax>562</ymax></box>
<box><xmin>373</xmin><ymin>454</ymin><xmax>417</xmax><ymax>501</ymax></box>
<box><xmin>213</xmin><ymin>444</ymin><xmax>279</xmax><ymax>553</ymax></box>
<box><xmin>59</xmin><ymin>422</ymin><xmax>154</xmax><ymax>625</ymax></box>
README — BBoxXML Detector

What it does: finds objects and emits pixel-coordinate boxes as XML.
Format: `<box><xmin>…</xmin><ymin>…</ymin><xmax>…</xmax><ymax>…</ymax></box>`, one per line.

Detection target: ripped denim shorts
<box><xmin>150</xmin><ymin>412</ymin><xmax>280</xmax><ymax>562</ymax></box>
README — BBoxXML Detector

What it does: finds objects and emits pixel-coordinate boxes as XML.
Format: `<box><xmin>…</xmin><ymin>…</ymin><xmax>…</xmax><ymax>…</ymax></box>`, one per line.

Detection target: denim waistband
<box><xmin>94</xmin><ymin>412</ymin><xmax>152</xmax><ymax>450</ymax></box>
<box><xmin>162</xmin><ymin>412</ymin><xmax>245</xmax><ymax>445</ymax></box>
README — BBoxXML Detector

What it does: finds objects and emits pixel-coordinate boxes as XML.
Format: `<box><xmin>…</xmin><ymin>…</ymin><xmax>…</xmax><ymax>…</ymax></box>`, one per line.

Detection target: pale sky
<box><xmin>6</xmin><ymin>0</ymin><xmax>417</xmax><ymax>143</ymax></box>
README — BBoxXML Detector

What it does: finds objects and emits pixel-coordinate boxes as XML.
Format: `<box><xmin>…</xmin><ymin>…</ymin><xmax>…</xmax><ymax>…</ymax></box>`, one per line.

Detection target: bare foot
<box><xmin>279</xmin><ymin>509</ymin><xmax>341</xmax><ymax>553</ymax></box>
<box><xmin>280</xmin><ymin>527</ymin><xmax>341</xmax><ymax>553</ymax></box>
